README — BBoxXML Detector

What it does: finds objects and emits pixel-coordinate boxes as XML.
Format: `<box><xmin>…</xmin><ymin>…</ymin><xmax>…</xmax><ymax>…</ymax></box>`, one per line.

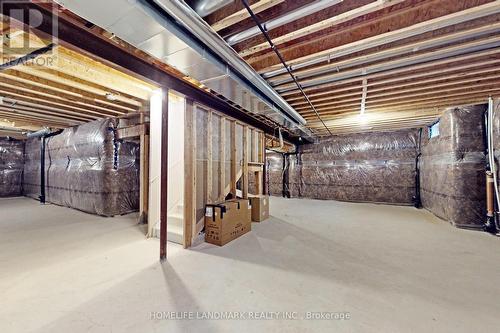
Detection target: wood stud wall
<box><xmin>183</xmin><ymin>99</ymin><xmax>265</xmax><ymax>248</ymax></box>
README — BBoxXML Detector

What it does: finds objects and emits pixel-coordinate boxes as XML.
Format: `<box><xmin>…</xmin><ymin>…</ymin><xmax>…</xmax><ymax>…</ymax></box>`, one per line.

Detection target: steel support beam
<box><xmin>0</xmin><ymin>1</ymin><xmax>302</xmax><ymax>144</ymax></box>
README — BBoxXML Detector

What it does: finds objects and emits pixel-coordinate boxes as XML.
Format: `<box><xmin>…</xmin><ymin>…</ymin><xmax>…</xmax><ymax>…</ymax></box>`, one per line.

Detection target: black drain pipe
<box><xmin>33</xmin><ymin>130</ymin><xmax>63</xmax><ymax>204</ymax></box>
<box><xmin>282</xmin><ymin>153</ymin><xmax>289</xmax><ymax>198</ymax></box>
<box><xmin>414</xmin><ymin>128</ymin><xmax>423</xmax><ymax>208</ymax></box>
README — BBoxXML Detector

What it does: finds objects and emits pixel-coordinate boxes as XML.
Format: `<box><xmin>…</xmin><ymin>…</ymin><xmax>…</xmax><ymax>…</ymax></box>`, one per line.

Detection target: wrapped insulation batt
<box><xmin>266</xmin><ymin>151</ymin><xmax>284</xmax><ymax>196</ymax></box>
<box><xmin>22</xmin><ymin>118</ymin><xmax>139</xmax><ymax>216</ymax></box>
<box><xmin>420</xmin><ymin>105</ymin><xmax>486</xmax><ymax>229</ymax></box>
<box><xmin>0</xmin><ymin>137</ymin><xmax>25</xmax><ymax>197</ymax></box>
<box><xmin>268</xmin><ymin>129</ymin><xmax>419</xmax><ymax>204</ymax></box>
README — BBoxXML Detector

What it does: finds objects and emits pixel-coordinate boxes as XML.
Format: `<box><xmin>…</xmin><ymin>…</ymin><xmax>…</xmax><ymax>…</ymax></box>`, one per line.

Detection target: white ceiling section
<box><xmin>54</xmin><ymin>0</ymin><xmax>312</xmax><ymax>139</ymax></box>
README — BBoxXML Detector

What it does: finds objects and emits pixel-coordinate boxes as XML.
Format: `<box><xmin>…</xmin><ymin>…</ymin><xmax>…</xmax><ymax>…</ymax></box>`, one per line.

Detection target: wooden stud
<box><xmin>116</xmin><ymin>124</ymin><xmax>148</xmax><ymax>139</ymax></box>
<box><xmin>139</xmin><ymin>132</ymin><xmax>150</xmax><ymax>224</ymax></box>
<box><xmin>242</xmin><ymin>125</ymin><xmax>249</xmax><ymax>199</ymax></box>
<box><xmin>207</xmin><ymin>110</ymin><xmax>213</xmax><ymax>203</ymax></box>
<box><xmin>230</xmin><ymin>120</ymin><xmax>237</xmax><ymax>197</ymax></box>
<box><xmin>183</xmin><ymin>99</ymin><xmax>195</xmax><ymax>248</ymax></box>
<box><xmin>159</xmin><ymin>89</ymin><xmax>169</xmax><ymax>261</ymax></box>
<box><xmin>219</xmin><ymin>117</ymin><xmax>226</xmax><ymax>201</ymax></box>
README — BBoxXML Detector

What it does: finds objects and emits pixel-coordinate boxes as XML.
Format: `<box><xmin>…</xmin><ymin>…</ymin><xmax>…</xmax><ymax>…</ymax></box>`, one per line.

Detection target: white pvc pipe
<box><xmin>487</xmin><ymin>97</ymin><xmax>500</xmax><ymax>211</ymax></box>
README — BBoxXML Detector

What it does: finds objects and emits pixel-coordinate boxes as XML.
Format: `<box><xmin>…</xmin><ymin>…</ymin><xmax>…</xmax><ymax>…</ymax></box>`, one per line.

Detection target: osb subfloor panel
<box><xmin>1</xmin><ymin>196</ymin><xmax>499</xmax><ymax>333</ymax></box>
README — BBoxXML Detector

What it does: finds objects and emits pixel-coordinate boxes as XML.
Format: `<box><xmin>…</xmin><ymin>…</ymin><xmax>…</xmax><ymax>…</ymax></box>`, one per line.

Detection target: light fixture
<box><xmin>105</xmin><ymin>93</ymin><xmax>118</xmax><ymax>101</ymax></box>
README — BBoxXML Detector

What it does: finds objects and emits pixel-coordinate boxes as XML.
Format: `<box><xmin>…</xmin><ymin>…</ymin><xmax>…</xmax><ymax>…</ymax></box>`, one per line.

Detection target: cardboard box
<box><xmin>249</xmin><ymin>195</ymin><xmax>269</xmax><ymax>222</ymax></box>
<box><xmin>205</xmin><ymin>198</ymin><xmax>252</xmax><ymax>246</ymax></box>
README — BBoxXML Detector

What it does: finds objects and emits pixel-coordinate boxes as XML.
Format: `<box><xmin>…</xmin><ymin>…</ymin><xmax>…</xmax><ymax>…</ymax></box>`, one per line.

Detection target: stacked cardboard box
<box><xmin>249</xmin><ymin>195</ymin><xmax>270</xmax><ymax>222</ymax></box>
<box><xmin>205</xmin><ymin>198</ymin><xmax>251</xmax><ymax>246</ymax></box>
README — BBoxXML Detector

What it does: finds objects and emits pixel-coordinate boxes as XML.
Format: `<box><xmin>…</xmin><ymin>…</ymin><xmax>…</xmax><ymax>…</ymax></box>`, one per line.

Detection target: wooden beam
<box><xmin>116</xmin><ymin>124</ymin><xmax>148</xmax><ymax>139</ymax></box>
<box><xmin>289</xmin><ymin>67</ymin><xmax>500</xmax><ymax>106</ymax></box>
<box><xmin>0</xmin><ymin>78</ymin><xmax>130</xmax><ymax>115</ymax></box>
<box><xmin>139</xmin><ymin>132</ymin><xmax>150</xmax><ymax>225</ymax></box>
<box><xmin>281</xmin><ymin>48</ymin><xmax>500</xmax><ymax>97</ymax></box>
<box><xmin>219</xmin><ymin>117</ymin><xmax>226</xmax><ymax>201</ymax></box>
<box><xmin>296</xmin><ymin>78</ymin><xmax>500</xmax><ymax>112</ymax></box>
<box><xmin>242</xmin><ymin>125</ymin><xmax>249</xmax><ymax>199</ymax></box>
<box><xmin>304</xmin><ymin>95</ymin><xmax>492</xmax><ymax>119</ymax></box>
<box><xmin>0</xmin><ymin>110</ymin><xmax>73</xmax><ymax>128</ymax></box>
<box><xmin>303</xmin><ymin>84</ymin><xmax>500</xmax><ymax>117</ymax></box>
<box><xmin>15</xmin><ymin>65</ymin><xmax>145</xmax><ymax>107</ymax></box>
<box><xmin>183</xmin><ymin>99</ymin><xmax>195</xmax><ymax>249</ymax></box>
<box><xmin>212</xmin><ymin>0</ymin><xmax>284</xmax><ymax>31</ymax></box>
<box><xmin>0</xmin><ymin>102</ymin><xmax>91</xmax><ymax>122</ymax></box>
<box><xmin>207</xmin><ymin>110</ymin><xmax>213</xmax><ymax>203</ymax></box>
<box><xmin>240</xmin><ymin>0</ymin><xmax>405</xmax><ymax>56</ymax></box>
<box><xmin>305</xmin><ymin>105</ymin><xmax>464</xmax><ymax>122</ymax></box>
<box><xmin>3</xmin><ymin>29</ymin><xmax>156</xmax><ymax>101</ymax></box>
<box><xmin>56</xmin><ymin>47</ymin><xmax>155</xmax><ymax>101</ymax></box>
<box><xmin>261</xmin><ymin>133</ymin><xmax>267</xmax><ymax>195</ymax></box>
<box><xmin>160</xmin><ymin>90</ymin><xmax>168</xmax><ymax>261</ymax></box>
<box><xmin>251</xmin><ymin>0</ymin><xmax>500</xmax><ymax>71</ymax></box>
<box><xmin>276</xmin><ymin>34</ymin><xmax>500</xmax><ymax>91</ymax></box>
<box><xmin>230</xmin><ymin>120</ymin><xmax>237</xmax><ymax>197</ymax></box>
<box><xmin>0</xmin><ymin>86</ymin><xmax>119</xmax><ymax>119</ymax></box>
<box><xmin>6</xmin><ymin>1</ymin><xmax>302</xmax><ymax>145</ymax></box>
<box><xmin>270</xmin><ymin>20</ymin><xmax>500</xmax><ymax>85</ymax></box>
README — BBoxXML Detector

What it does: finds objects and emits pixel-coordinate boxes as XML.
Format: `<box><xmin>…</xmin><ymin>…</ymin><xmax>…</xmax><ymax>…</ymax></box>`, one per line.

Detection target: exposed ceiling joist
<box><xmin>211</xmin><ymin>0</ymin><xmax>285</xmax><ymax>31</ymax></box>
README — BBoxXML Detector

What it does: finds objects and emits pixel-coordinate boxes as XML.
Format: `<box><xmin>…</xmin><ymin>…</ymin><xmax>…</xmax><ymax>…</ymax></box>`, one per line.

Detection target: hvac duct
<box><xmin>53</xmin><ymin>0</ymin><xmax>311</xmax><ymax>139</ymax></box>
<box><xmin>226</xmin><ymin>0</ymin><xmax>343</xmax><ymax>45</ymax></box>
<box><xmin>189</xmin><ymin>0</ymin><xmax>232</xmax><ymax>17</ymax></box>
<box><xmin>150</xmin><ymin>0</ymin><xmax>306</xmax><ymax>126</ymax></box>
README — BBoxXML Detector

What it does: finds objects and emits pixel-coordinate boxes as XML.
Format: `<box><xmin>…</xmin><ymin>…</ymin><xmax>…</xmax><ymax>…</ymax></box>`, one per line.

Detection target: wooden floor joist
<box><xmin>0</xmin><ymin>19</ymin><xmax>152</xmax><ymax>131</ymax></box>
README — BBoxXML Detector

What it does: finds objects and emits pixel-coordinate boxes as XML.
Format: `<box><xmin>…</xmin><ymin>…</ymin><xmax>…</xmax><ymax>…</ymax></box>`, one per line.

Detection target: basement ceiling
<box><xmin>0</xmin><ymin>16</ymin><xmax>156</xmax><ymax>135</ymax></box>
<box><xmin>2</xmin><ymin>0</ymin><xmax>500</xmax><ymax>138</ymax></box>
<box><xmin>196</xmin><ymin>0</ymin><xmax>500</xmax><ymax>135</ymax></box>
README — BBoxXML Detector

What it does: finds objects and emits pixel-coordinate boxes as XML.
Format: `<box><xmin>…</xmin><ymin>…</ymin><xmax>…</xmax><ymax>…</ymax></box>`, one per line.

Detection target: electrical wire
<box><xmin>240</xmin><ymin>0</ymin><xmax>332</xmax><ymax>136</ymax></box>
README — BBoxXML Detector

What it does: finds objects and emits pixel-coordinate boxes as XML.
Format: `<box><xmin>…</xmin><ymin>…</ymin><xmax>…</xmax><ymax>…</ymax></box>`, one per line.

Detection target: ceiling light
<box><xmin>105</xmin><ymin>93</ymin><xmax>118</xmax><ymax>101</ymax></box>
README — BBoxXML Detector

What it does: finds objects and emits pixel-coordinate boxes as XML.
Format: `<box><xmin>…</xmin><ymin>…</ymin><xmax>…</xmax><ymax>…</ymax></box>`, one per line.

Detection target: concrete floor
<box><xmin>1</xmin><ymin>196</ymin><xmax>499</xmax><ymax>333</ymax></box>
